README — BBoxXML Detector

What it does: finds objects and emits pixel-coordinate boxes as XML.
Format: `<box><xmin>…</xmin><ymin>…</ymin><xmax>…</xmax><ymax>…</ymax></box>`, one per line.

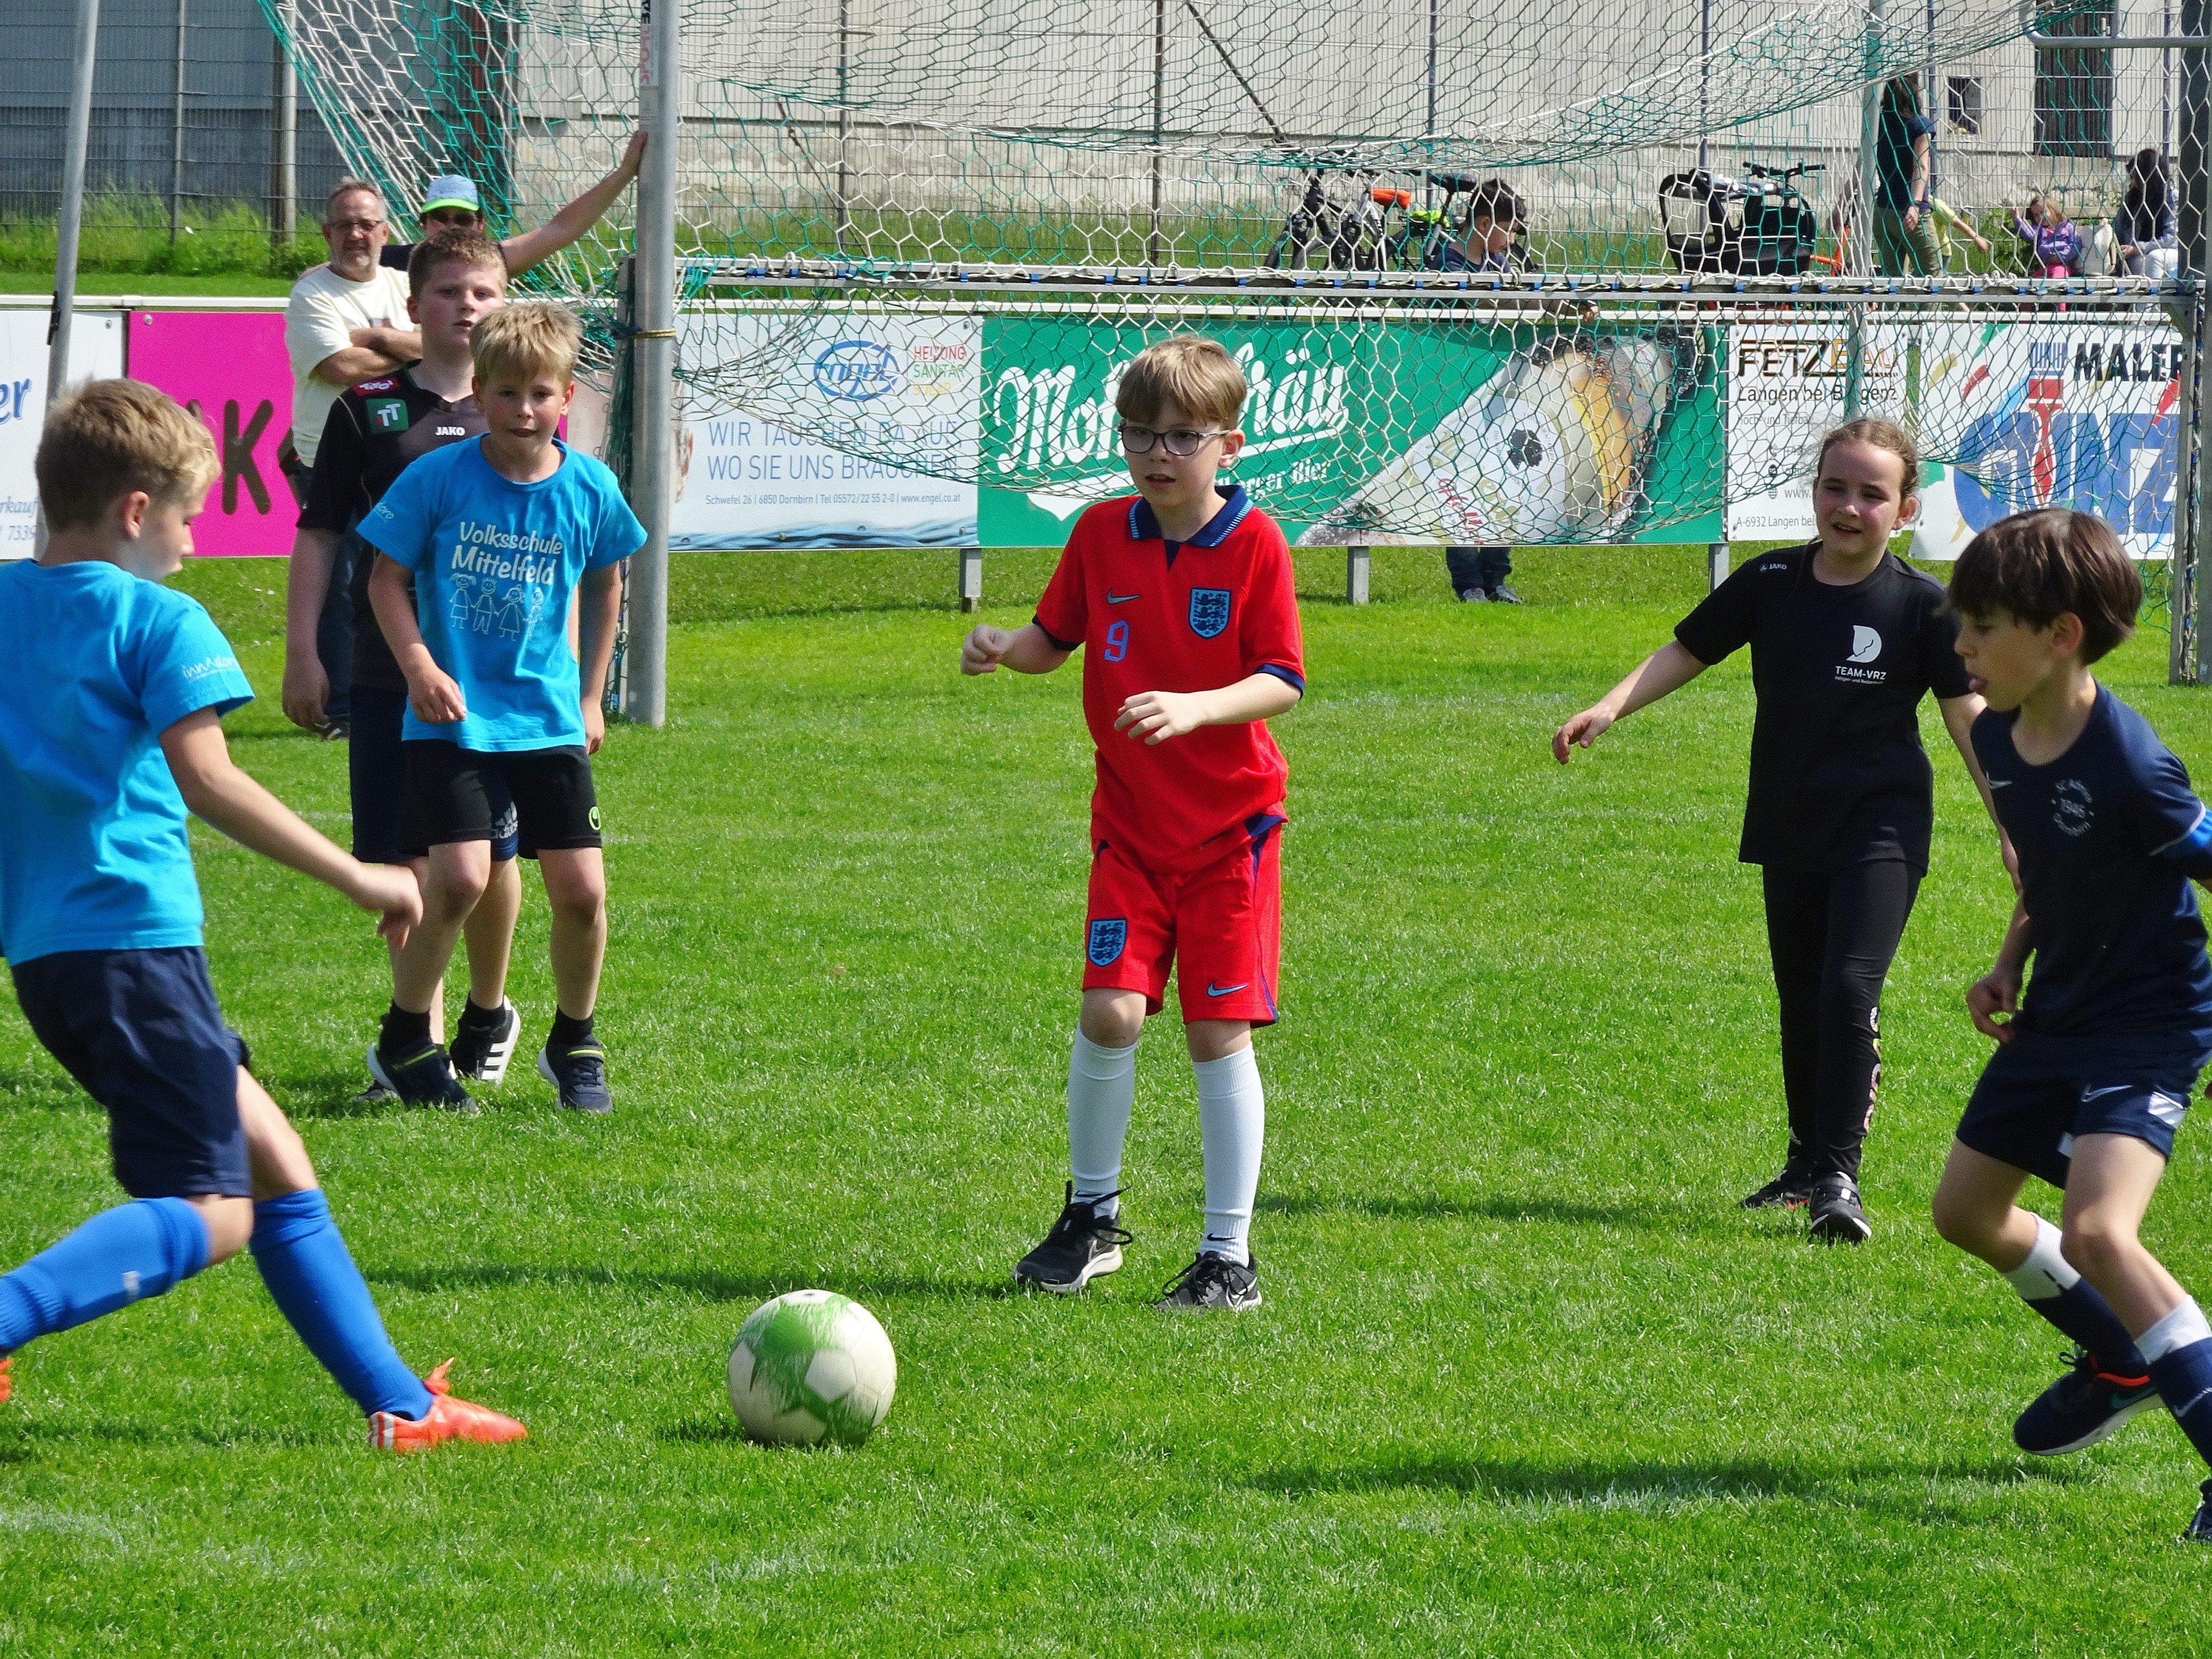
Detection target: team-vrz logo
<box><xmin>1188</xmin><ymin>588</ymin><xmax>1232</xmax><ymax>639</ymax></box>
<box><xmin>1836</xmin><ymin>624</ymin><xmax>1887</xmax><ymax>684</ymax></box>
<box><xmin>2053</xmin><ymin>778</ymin><xmax>2094</xmax><ymax>837</ymax></box>
<box><xmin>1087</xmin><ymin>918</ymin><xmax>1127</xmax><ymax>966</ymax></box>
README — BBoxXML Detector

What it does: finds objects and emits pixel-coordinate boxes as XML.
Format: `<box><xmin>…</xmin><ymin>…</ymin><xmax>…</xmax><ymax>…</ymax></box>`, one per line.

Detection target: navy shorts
<box><xmin>406</xmin><ymin>740</ymin><xmax>599</xmax><ymax>860</ymax></box>
<box><xmin>1957</xmin><ymin>1028</ymin><xmax>2212</xmax><ymax>1188</ymax></box>
<box><xmin>351</xmin><ymin>685</ymin><xmax>517</xmax><ymax>865</ymax></box>
<box><xmin>9</xmin><ymin>947</ymin><xmax>252</xmax><ymax>1198</ymax></box>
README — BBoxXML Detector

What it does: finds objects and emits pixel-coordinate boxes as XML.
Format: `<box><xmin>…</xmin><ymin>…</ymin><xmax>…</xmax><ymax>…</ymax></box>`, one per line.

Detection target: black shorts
<box><xmin>9</xmin><ymin>947</ymin><xmax>252</xmax><ymax>1199</ymax></box>
<box><xmin>406</xmin><ymin>740</ymin><xmax>600</xmax><ymax>859</ymax></box>
<box><xmin>351</xmin><ymin>687</ymin><xmax>517</xmax><ymax>865</ymax></box>
<box><xmin>1957</xmin><ymin>1027</ymin><xmax>2212</xmax><ymax>1188</ymax></box>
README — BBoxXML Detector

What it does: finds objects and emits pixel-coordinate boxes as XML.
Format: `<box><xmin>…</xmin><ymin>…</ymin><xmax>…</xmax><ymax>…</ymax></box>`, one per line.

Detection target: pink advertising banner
<box><xmin>127</xmin><ymin>310</ymin><xmax>294</xmax><ymax>557</ymax></box>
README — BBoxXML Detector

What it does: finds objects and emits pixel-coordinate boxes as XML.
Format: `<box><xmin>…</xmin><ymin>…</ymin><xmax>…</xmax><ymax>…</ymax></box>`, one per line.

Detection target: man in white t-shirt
<box><xmin>281</xmin><ymin>179</ymin><xmax>421</xmax><ymax>735</ymax></box>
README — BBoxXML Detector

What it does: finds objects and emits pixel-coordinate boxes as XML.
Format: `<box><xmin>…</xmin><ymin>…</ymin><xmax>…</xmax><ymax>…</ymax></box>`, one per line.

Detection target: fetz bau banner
<box><xmin>0</xmin><ymin>311</ymin><xmax>126</xmax><ymax>559</ymax></box>
<box><xmin>127</xmin><ymin>310</ymin><xmax>294</xmax><ymax>557</ymax></box>
<box><xmin>1911</xmin><ymin>322</ymin><xmax>2180</xmax><ymax>559</ymax></box>
<box><xmin>1724</xmin><ymin>323</ymin><xmax>1906</xmax><ymax>540</ymax></box>
<box><xmin>669</xmin><ymin>314</ymin><xmax>980</xmax><ymax>548</ymax></box>
<box><xmin>976</xmin><ymin>318</ymin><xmax>1724</xmax><ymax>548</ymax></box>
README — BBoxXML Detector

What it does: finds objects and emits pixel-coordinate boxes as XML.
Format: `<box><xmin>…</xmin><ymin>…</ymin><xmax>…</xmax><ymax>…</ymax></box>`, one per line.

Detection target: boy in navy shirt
<box><xmin>1931</xmin><ymin>507</ymin><xmax>2212</xmax><ymax>1541</ymax></box>
<box><xmin>961</xmin><ymin>336</ymin><xmax>1304</xmax><ymax>1311</ymax></box>
<box><xmin>0</xmin><ymin>380</ymin><xmax>523</xmax><ymax>1449</ymax></box>
<box><xmin>364</xmin><ymin>301</ymin><xmax>642</xmax><ymax>1113</ymax></box>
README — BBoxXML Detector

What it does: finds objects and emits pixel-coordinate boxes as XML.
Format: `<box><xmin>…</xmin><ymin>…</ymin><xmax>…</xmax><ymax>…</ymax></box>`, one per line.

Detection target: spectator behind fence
<box><xmin>2013</xmin><ymin>193</ymin><xmax>2083</xmax><ymax>277</ymax></box>
<box><xmin>2113</xmin><ymin>148</ymin><xmax>2179</xmax><ymax>276</ymax></box>
<box><xmin>279</xmin><ymin>179</ymin><xmax>420</xmax><ymax>736</ymax></box>
<box><xmin>1873</xmin><ymin>76</ymin><xmax>1939</xmax><ymax>276</ymax></box>
<box><xmin>373</xmin><ymin>133</ymin><xmax>648</xmax><ymax>281</ymax></box>
<box><xmin>1442</xmin><ymin>178</ymin><xmax>1532</xmax><ymax>603</ymax></box>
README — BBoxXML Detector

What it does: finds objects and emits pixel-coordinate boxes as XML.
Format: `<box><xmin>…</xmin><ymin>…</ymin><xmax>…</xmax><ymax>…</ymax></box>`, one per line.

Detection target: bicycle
<box><xmin>1264</xmin><ymin>164</ymin><xmax>1410</xmax><ymax>271</ymax></box>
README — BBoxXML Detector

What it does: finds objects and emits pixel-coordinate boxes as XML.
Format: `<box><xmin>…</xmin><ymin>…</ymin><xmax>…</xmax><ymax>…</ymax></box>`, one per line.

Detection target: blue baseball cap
<box><xmin>420</xmin><ymin>175</ymin><xmax>482</xmax><ymax>215</ymax></box>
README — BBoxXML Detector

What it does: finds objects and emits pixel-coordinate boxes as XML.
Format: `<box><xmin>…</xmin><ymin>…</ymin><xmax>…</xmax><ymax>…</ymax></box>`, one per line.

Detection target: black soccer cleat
<box><xmin>1014</xmin><ymin>1183</ymin><xmax>1130</xmax><ymax>1294</ymax></box>
<box><xmin>1740</xmin><ymin>1168</ymin><xmax>1815</xmax><ymax>1210</ymax></box>
<box><xmin>2013</xmin><ymin>1345</ymin><xmax>2163</xmax><ymax>1456</ymax></box>
<box><xmin>449</xmin><ymin>997</ymin><xmax>522</xmax><ymax>1086</ymax></box>
<box><xmin>1154</xmin><ymin>1251</ymin><xmax>1262</xmax><ymax>1312</ymax></box>
<box><xmin>2185</xmin><ymin>1479</ymin><xmax>2212</xmax><ymax>1543</ymax></box>
<box><xmin>364</xmin><ymin>1039</ymin><xmax>475</xmax><ymax>1113</ymax></box>
<box><xmin>537</xmin><ymin>1036</ymin><xmax>612</xmax><ymax>1114</ymax></box>
<box><xmin>1806</xmin><ymin>1173</ymin><xmax>1872</xmax><ymax>1244</ymax></box>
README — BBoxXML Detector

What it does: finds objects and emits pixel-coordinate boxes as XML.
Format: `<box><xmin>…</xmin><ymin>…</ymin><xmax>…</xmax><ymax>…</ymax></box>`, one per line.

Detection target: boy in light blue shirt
<box><xmin>364</xmin><ymin>300</ymin><xmax>642</xmax><ymax>1113</ymax></box>
<box><xmin>0</xmin><ymin>379</ymin><xmax>524</xmax><ymax>1450</ymax></box>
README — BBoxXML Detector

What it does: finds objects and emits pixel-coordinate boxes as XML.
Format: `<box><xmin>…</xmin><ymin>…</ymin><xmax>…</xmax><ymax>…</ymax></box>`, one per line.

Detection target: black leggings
<box><xmin>1760</xmin><ymin>860</ymin><xmax>1921</xmax><ymax>1182</ymax></box>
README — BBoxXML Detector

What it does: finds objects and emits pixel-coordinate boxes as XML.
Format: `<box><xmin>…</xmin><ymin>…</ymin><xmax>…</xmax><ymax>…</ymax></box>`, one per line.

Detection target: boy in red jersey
<box><xmin>961</xmin><ymin>336</ymin><xmax>1304</xmax><ymax>1311</ymax></box>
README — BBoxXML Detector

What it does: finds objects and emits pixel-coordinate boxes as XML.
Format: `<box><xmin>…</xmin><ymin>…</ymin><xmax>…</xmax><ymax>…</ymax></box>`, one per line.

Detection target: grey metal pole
<box><xmin>1425</xmin><ymin>0</ymin><xmax>1438</xmax><ymax>200</ymax></box>
<box><xmin>2173</xmin><ymin>284</ymin><xmax>2198</xmax><ymax>683</ymax></box>
<box><xmin>170</xmin><ymin>0</ymin><xmax>187</xmax><ymax>244</ymax></box>
<box><xmin>1149</xmin><ymin>0</ymin><xmax>1164</xmax><ymax>265</ymax></box>
<box><xmin>48</xmin><ymin>0</ymin><xmax>100</xmax><ymax>413</ymax></box>
<box><xmin>834</xmin><ymin>0</ymin><xmax>850</xmax><ymax>253</ymax></box>
<box><xmin>277</xmin><ymin>0</ymin><xmax>296</xmax><ymax>246</ymax></box>
<box><xmin>1699</xmin><ymin>0</ymin><xmax>1710</xmax><ymax>171</ymax></box>
<box><xmin>624</xmin><ymin>0</ymin><xmax>679</xmax><ymax>727</ymax></box>
<box><xmin>1848</xmin><ymin>0</ymin><xmax>1885</xmax><ymax>418</ymax></box>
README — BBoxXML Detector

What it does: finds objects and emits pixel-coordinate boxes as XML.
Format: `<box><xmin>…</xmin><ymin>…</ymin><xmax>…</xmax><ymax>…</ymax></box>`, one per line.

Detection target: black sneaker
<box><xmin>2185</xmin><ymin>1479</ymin><xmax>2212</xmax><ymax>1543</ymax></box>
<box><xmin>363</xmin><ymin>1039</ymin><xmax>474</xmax><ymax>1112</ymax></box>
<box><xmin>1154</xmin><ymin>1251</ymin><xmax>1262</xmax><ymax>1312</ymax></box>
<box><xmin>537</xmin><ymin>1035</ymin><xmax>612</xmax><ymax>1114</ymax></box>
<box><xmin>1740</xmin><ymin>1168</ymin><xmax>1815</xmax><ymax>1210</ymax></box>
<box><xmin>2013</xmin><ymin>1345</ymin><xmax>2163</xmax><ymax>1456</ymax></box>
<box><xmin>1014</xmin><ymin>1183</ymin><xmax>1130</xmax><ymax>1294</ymax></box>
<box><xmin>1806</xmin><ymin>1173</ymin><xmax>1872</xmax><ymax>1243</ymax></box>
<box><xmin>449</xmin><ymin>998</ymin><xmax>522</xmax><ymax>1086</ymax></box>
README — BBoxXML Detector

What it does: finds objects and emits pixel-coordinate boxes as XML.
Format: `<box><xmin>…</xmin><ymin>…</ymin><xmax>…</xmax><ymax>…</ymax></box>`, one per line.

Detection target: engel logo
<box><xmin>813</xmin><ymin>341</ymin><xmax>900</xmax><ymax>403</ymax></box>
<box><xmin>1848</xmin><ymin>625</ymin><xmax>1882</xmax><ymax>664</ymax></box>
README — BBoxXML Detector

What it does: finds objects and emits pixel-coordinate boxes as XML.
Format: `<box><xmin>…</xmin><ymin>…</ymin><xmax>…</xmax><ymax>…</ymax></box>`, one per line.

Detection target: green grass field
<box><xmin>2</xmin><ymin>546</ymin><xmax>2209</xmax><ymax>1653</ymax></box>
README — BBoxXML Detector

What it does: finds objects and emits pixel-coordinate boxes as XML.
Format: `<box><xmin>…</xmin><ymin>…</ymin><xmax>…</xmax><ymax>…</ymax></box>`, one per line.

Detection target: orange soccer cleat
<box><xmin>367</xmin><ymin>1360</ymin><xmax>527</xmax><ymax>1452</ymax></box>
<box><xmin>0</xmin><ymin>1356</ymin><xmax>11</xmax><ymax>1405</ymax></box>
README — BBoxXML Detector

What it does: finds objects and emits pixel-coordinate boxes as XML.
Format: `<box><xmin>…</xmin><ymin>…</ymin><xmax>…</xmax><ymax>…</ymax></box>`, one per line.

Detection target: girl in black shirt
<box><xmin>1553</xmin><ymin>420</ymin><xmax>2007</xmax><ymax>1242</ymax></box>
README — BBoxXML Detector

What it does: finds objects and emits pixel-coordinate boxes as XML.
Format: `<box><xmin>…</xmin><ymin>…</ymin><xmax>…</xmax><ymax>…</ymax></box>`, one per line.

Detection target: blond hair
<box><xmin>1115</xmin><ymin>335</ymin><xmax>1247</xmax><ymax>429</ymax></box>
<box><xmin>1816</xmin><ymin>417</ymin><xmax>1920</xmax><ymax>498</ymax></box>
<box><xmin>35</xmin><ymin>379</ymin><xmax>218</xmax><ymax>532</ymax></box>
<box><xmin>471</xmin><ymin>301</ymin><xmax>581</xmax><ymax>386</ymax></box>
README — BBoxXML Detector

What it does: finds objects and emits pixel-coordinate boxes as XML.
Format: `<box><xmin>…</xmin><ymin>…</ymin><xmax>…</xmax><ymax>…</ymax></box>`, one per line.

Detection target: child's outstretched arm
<box><xmin>1939</xmin><ymin>692</ymin><xmax>2021</xmax><ymax>886</ymax></box>
<box><xmin>1115</xmin><ymin>674</ymin><xmax>1300</xmax><ymax>745</ymax></box>
<box><xmin>1552</xmin><ymin>640</ymin><xmax>1707</xmax><ymax>763</ymax></box>
<box><xmin>159</xmin><ymin>708</ymin><xmax>421</xmax><ymax>942</ymax></box>
<box><xmin>961</xmin><ymin>622</ymin><xmax>1071</xmax><ymax>676</ymax></box>
<box><xmin>368</xmin><ymin>553</ymin><xmax>467</xmax><ymax>725</ymax></box>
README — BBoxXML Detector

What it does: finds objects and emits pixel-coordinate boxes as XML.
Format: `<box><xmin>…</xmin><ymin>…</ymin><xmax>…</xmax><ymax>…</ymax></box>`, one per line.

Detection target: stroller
<box><xmin>1659</xmin><ymin>162</ymin><xmax>1821</xmax><ymax>276</ymax></box>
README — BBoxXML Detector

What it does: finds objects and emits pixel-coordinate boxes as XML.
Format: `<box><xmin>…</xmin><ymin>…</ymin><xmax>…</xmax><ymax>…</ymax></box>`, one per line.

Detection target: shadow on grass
<box><xmin>1256</xmin><ymin>1191</ymin><xmax>1691</xmax><ymax>1232</ymax></box>
<box><xmin>370</xmin><ymin>1261</ymin><xmax>1014</xmax><ymax>1305</ymax></box>
<box><xmin>1249</xmin><ymin>1450</ymin><xmax>2083</xmax><ymax>1509</ymax></box>
<box><xmin>656</xmin><ymin>1418</ymin><xmax>756</xmax><ymax>1446</ymax></box>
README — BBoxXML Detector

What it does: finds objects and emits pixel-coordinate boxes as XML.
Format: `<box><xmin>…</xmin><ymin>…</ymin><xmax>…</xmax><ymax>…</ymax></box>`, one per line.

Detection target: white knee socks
<box><xmin>1193</xmin><ymin>1046</ymin><xmax>1265</xmax><ymax>1266</ymax></box>
<box><xmin>1067</xmin><ymin>1031</ymin><xmax>1138</xmax><ymax>1220</ymax></box>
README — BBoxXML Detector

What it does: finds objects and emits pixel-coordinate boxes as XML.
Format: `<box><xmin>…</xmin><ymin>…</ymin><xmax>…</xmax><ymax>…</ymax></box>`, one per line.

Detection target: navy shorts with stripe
<box><xmin>9</xmin><ymin>946</ymin><xmax>252</xmax><ymax>1198</ymax></box>
<box><xmin>1957</xmin><ymin>1027</ymin><xmax>2212</xmax><ymax>1188</ymax></box>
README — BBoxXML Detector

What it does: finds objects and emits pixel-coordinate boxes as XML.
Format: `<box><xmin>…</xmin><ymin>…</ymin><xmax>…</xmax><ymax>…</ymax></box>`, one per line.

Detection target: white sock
<box><xmin>1999</xmin><ymin>1216</ymin><xmax>2081</xmax><ymax>1301</ymax></box>
<box><xmin>1067</xmin><ymin>1031</ymin><xmax>1138</xmax><ymax>1220</ymax></box>
<box><xmin>1193</xmin><ymin>1046</ymin><xmax>1265</xmax><ymax>1266</ymax></box>
<box><xmin>2141</xmin><ymin>1297</ymin><xmax>2212</xmax><ymax>1363</ymax></box>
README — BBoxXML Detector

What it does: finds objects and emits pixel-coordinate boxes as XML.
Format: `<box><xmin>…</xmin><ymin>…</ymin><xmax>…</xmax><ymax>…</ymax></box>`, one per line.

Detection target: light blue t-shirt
<box><xmin>0</xmin><ymin>560</ymin><xmax>253</xmax><ymax>966</ymax></box>
<box><xmin>358</xmin><ymin>437</ymin><xmax>644</xmax><ymax>751</ymax></box>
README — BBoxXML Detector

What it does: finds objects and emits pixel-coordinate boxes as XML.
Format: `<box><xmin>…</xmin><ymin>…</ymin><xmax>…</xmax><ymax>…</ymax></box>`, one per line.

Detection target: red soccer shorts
<box><xmin>1081</xmin><ymin>812</ymin><xmax>1284</xmax><ymax>1025</ymax></box>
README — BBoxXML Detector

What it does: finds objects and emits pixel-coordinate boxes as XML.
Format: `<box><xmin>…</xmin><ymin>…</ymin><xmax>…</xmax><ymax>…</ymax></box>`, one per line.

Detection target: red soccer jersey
<box><xmin>1033</xmin><ymin>486</ymin><xmax>1305</xmax><ymax>873</ymax></box>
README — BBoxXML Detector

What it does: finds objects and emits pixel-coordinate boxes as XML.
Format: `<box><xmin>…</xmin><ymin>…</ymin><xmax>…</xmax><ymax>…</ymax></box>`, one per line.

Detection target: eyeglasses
<box><xmin>324</xmin><ymin>218</ymin><xmax>386</xmax><ymax>234</ymax></box>
<box><xmin>1118</xmin><ymin>423</ymin><xmax>1231</xmax><ymax>457</ymax></box>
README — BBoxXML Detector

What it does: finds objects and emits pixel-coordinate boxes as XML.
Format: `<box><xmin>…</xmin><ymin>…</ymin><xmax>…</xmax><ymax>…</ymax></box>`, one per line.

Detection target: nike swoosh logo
<box><xmin>2081</xmin><ymin>1085</ymin><xmax>2136</xmax><ymax>1102</ymax></box>
<box><xmin>1107</xmin><ymin>591</ymin><xmax>1140</xmax><ymax>603</ymax></box>
<box><xmin>1206</xmin><ymin>981</ymin><xmax>1249</xmax><ymax>996</ymax></box>
<box><xmin>1989</xmin><ymin>779</ymin><xmax>2013</xmax><ymax>788</ymax></box>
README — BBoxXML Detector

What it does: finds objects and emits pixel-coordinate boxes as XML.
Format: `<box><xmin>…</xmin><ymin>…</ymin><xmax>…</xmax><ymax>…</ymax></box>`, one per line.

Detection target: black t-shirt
<box><xmin>1674</xmin><ymin>543</ymin><xmax>1972</xmax><ymax>872</ymax></box>
<box><xmin>380</xmin><ymin>243</ymin><xmax>414</xmax><ymax>270</ymax></box>
<box><xmin>1973</xmin><ymin>688</ymin><xmax>2212</xmax><ymax>1039</ymax></box>
<box><xmin>298</xmin><ymin>366</ymin><xmax>487</xmax><ymax>693</ymax></box>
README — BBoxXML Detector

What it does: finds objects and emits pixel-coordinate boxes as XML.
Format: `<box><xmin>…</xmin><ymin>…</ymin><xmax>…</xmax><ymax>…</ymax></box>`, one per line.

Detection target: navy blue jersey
<box><xmin>1973</xmin><ymin>687</ymin><xmax>2212</xmax><ymax>1037</ymax></box>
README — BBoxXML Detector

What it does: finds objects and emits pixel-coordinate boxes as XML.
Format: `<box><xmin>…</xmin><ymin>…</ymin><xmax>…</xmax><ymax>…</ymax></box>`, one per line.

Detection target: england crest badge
<box><xmin>1087</xmin><ymin>918</ymin><xmax>1127</xmax><ymax>966</ymax></box>
<box><xmin>1188</xmin><ymin>588</ymin><xmax>1232</xmax><ymax>639</ymax></box>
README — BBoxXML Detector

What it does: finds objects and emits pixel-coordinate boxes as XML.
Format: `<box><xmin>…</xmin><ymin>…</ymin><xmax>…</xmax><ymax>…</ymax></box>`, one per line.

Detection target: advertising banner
<box><xmin>977</xmin><ymin>317</ymin><xmax>1722</xmax><ymax>548</ymax></box>
<box><xmin>126</xmin><ymin>311</ymin><xmax>294</xmax><ymax>557</ymax></box>
<box><xmin>1722</xmin><ymin>322</ymin><xmax>1907</xmax><ymax>541</ymax></box>
<box><xmin>0</xmin><ymin>311</ymin><xmax>127</xmax><ymax>559</ymax></box>
<box><xmin>670</xmin><ymin>313</ymin><xmax>980</xmax><ymax>548</ymax></box>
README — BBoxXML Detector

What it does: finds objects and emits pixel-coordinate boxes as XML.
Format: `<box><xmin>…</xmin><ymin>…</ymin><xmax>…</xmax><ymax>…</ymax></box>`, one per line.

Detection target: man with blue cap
<box><xmin>377</xmin><ymin>133</ymin><xmax>648</xmax><ymax>278</ymax></box>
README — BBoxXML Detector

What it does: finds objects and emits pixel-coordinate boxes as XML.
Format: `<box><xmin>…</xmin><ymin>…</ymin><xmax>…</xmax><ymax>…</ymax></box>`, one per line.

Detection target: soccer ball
<box><xmin>726</xmin><ymin>1289</ymin><xmax>898</xmax><ymax>1447</ymax></box>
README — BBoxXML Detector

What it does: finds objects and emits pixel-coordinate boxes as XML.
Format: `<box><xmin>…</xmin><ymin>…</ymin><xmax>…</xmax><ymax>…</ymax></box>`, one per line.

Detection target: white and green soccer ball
<box><xmin>726</xmin><ymin>1289</ymin><xmax>898</xmax><ymax>1447</ymax></box>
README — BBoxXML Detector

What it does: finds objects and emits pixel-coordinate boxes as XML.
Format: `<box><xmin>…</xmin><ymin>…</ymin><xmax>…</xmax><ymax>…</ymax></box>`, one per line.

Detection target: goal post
<box><xmin>621</xmin><ymin>0</ymin><xmax>681</xmax><ymax>728</ymax></box>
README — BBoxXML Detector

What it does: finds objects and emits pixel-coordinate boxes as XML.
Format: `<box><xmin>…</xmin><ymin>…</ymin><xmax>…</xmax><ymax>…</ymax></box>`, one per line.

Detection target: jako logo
<box><xmin>813</xmin><ymin>341</ymin><xmax>900</xmax><ymax>402</ymax></box>
<box><xmin>1849</xmin><ymin>625</ymin><xmax>1882</xmax><ymax>664</ymax></box>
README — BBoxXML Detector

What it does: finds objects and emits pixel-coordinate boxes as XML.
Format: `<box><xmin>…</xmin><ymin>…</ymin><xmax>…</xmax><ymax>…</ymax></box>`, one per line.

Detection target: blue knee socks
<box><xmin>0</xmin><ymin>1197</ymin><xmax>209</xmax><ymax>1351</ymax></box>
<box><xmin>249</xmin><ymin>1190</ymin><xmax>433</xmax><ymax>1421</ymax></box>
